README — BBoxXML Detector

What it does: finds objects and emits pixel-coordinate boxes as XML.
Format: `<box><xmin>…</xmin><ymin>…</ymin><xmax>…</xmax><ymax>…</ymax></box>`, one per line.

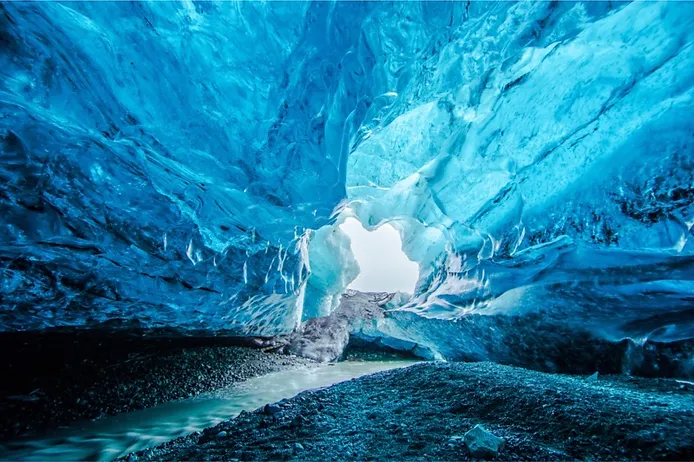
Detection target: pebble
<box><xmin>216</xmin><ymin>431</ymin><xmax>227</xmax><ymax>439</ymax></box>
<box><xmin>291</xmin><ymin>415</ymin><xmax>307</xmax><ymax>428</ymax></box>
<box><xmin>264</xmin><ymin>403</ymin><xmax>281</xmax><ymax>415</ymax></box>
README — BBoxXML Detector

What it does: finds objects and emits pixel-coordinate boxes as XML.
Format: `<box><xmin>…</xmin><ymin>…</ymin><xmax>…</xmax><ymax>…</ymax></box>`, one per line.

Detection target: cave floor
<box><xmin>0</xmin><ymin>330</ymin><xmax>314</xmax><ymax>441</ymax></box>
<box><xmin>132</xmin><ymin>361</ymin><xmax>694</xmax><ymax>461</ymax></box>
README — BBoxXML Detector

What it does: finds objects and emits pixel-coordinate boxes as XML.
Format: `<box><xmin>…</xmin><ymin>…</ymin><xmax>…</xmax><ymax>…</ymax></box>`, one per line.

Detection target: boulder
<box><xmin>464</xmin><ymin>425</ymin><xmax>505</xmax><ymax>459</ymax></box>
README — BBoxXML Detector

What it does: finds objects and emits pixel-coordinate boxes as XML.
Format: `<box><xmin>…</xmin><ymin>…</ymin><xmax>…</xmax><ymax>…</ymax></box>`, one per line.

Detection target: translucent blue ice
<box><xmin>1</xmin><ymin>0</ymin><xmax>693</xmax><ymax>360</ymax></box>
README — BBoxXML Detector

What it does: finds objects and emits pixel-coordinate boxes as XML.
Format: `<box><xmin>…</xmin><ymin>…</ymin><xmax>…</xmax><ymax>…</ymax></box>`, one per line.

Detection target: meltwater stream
<box><xmin>0</xmin><ymin>361</ymin><xmax>418</xmax><ymax>461</ymax></box>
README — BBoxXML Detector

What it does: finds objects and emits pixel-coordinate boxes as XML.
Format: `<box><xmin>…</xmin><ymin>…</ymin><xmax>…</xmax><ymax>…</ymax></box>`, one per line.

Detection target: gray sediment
<box><xmin>0</xmin><ymin>330</ymin><xmax>314</xmax><ymax>440</ymax></box>
<box><xmin>131</xmin><ymin>361</ymin><xmax>694</xmax><ymax>461</ymax></box>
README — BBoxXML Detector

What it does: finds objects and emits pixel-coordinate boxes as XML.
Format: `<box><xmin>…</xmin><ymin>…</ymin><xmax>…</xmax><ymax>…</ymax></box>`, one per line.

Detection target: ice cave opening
<box><xmin>339</xmin><ymin>217</ymin><xmax>418</xmax><ymax>294</ymax></box>
<box><xmin>2</xmin><ymin>1</ymin><xmax>694</xmax><ymax>458</ymax></box>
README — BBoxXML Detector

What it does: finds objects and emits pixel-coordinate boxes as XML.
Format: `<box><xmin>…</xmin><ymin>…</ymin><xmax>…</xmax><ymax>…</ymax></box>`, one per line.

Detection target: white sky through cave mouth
<box><xmin>339</xmin><ymin>217</ymin><xmax>419</xmax><ymax>294</ymax></box>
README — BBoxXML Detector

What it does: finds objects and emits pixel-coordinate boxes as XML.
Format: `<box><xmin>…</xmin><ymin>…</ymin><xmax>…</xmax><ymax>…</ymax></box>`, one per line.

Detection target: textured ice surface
<box><xmin>1</xmin><ymin>1</ymin><xmax>694</xmax><ymax>357</ymax></box>
<box><xmin>345</xmin><ymin>1</ymin><xmax>694</xmax><ymax>364</ymax></box>
<box><xmin>302</xmin><ymin>221</ymin><xmax>359</xmax><ymax>321</ymax></box>
<box><xmin>0</xmin><ymin>1</ymin><xmax>357</xmax><ymax>333</ymax></box>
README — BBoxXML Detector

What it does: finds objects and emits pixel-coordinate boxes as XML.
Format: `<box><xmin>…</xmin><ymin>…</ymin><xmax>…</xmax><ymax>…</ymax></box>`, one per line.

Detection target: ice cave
<box><xmin>1</xmin><ymin>1</ymin><xmax>693</xmax><ymax>460</ymax></box>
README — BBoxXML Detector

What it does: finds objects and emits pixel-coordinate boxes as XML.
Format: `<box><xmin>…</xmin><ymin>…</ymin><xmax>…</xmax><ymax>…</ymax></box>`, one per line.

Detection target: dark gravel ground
<box><xmin>131</xmin><ymin>361</ymin><xmax>694</xmax><ymax>461</ymax></box>
<box><xmin>0</xmin><ymin>330</ymin><xmax>314</xmax><ymax>441</ymax></box>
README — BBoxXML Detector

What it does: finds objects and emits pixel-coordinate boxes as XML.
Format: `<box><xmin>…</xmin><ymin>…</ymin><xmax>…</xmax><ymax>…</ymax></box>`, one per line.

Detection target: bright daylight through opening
<box><xmin>339</xmin><ymin>217</ymin><xmax>419</xmax><ymax>294</ymax></box>
<box><xmin>3</xmin><ymin>2</ymin><xmax>694</xmax><ymax>460</ymax></box>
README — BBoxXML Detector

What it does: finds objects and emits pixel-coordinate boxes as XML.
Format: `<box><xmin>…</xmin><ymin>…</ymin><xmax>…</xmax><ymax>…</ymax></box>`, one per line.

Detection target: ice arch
<box><xmin>339</xmin><ymin>218</ymin><xmax>419</xmax><ymax>294</ymax></box>
<box><xmin>1</xmin><ymin>0</ymin><xmax>694</xmax><ymax>376</ymax></box>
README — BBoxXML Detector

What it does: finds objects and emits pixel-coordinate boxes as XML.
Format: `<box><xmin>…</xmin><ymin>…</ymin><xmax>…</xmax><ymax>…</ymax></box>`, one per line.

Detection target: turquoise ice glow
<box><xmin>1</xmin><ymin>2</ymin><xmax>693</xmax><ymax>368</ymax></box>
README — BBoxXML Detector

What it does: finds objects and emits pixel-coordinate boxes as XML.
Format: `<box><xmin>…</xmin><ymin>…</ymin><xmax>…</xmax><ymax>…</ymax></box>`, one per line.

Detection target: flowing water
<box><xmin>0</xmin><ymin>360</ymin><xmax>417</xmax><ymax>461</ymax></box>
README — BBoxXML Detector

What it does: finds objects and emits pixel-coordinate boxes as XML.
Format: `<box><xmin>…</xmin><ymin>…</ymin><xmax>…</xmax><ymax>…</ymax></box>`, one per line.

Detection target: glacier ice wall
<box><xmin>1</xmin><ymin>0</ymin><xmax>694</xmax><ymax>360</ymax></box>
<box><xmin>349</xmin><ymin>0</ymin><xmax>694</xmax><ymax>257</ymax></box>
<box><xmin>0</xmin><ymin>1</ymin><xmax>372</xmax><ymax>333</ymax></box>
<box><xmin>349</xmin><ymin>0</ymin><xmax>693</xmax><ymax>376</ymax></box>
<box><xmin>343</xmin><ymin>0</ymin><xmax>694</xmax><ymax>365</ymax></box>
<box><xmin>302</xmin><ymin>221</ymin><xmax>359</xmax><ymax>321</ymax></box>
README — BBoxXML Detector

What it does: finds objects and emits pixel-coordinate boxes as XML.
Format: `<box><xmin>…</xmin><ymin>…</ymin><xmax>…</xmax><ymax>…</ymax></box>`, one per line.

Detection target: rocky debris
<box><xmin>448</xmin><ymin>435</ymin><xmax>464</xmax><ymax>447</ymax></box>
<box><xmin>0</xmin><ymin>331</ymin><xmax>315</xmax><ymax>440</ymax></box>
<box><xmin>263</xmin><ymin>404</ymin><xmax>281</xmax><ymax>415</ymax></box>
<box><xmin>464</xmin><ymin>424</ymin><xmax>505</xmax><ymax>459</ymax></box>
<box><xmin>280</xmin><ymin>291</ymin><xmax>395</xmax><ymax>362</ymax></box>
<box><xmin>290</xmin><ymin>415</ymin><xmax>307</xmax><ymax>428</ymax></box>
<box><xmin>127</xmin><ymin>362</ymin><xmax>694</xmax><ymax>461</ymax></box>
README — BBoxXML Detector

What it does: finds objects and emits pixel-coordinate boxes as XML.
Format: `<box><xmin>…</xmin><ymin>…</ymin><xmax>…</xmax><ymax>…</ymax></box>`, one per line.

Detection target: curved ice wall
<box><xmin>0</xmin><ymin>1</ymin><xmax>360</xmax><ymax>333</ymax></box>
<box><xmin>1</xmin><ymin>1</ymin><xmax>693</xmax><ymax>361</ymax></box>
<box><xmin>347</xmin><ymin>1</ymin><xmax>694</xmax><ymax>364</ymax></box>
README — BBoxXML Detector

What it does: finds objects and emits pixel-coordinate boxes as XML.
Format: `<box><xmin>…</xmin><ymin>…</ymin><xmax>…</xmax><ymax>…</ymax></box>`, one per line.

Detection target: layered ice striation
<box><xmin>343</xmin><ymin>1</ymin><xmax>694</xmax><ymax>372</ymax></box>
<box><xmin>1</xmin><ymin>0</ymin><xmax>694</xmax><ymax>367</ymax></box>
<box><xmin>0</xmin><ymin>1</ymin><xmax>366</xmax><ymax>333</ymax></box>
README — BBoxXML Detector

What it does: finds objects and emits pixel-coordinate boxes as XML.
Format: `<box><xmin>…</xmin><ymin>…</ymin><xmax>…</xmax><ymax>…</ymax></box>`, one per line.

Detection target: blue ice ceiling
<box><xmin>1</xmin><ymin>1</ymin><xmax>693</xmax><ymax>358</ymax></box>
